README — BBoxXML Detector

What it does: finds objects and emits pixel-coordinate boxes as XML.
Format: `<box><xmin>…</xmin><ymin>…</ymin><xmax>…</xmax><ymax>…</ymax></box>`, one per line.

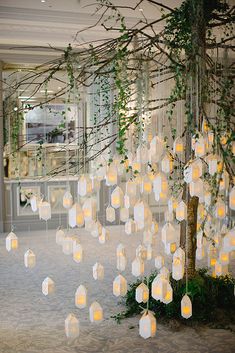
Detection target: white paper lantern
<box><xmin>98</xmin><ymin>227</ymin><xmax>110</xmax><ymax>244</ymax></box>
<box><xmin>113</xmin><ymin>274</ymin><xmax>127</xmax><ymax>297</ymax></box>
<box><xmin>89</xmin><ymin>302</ymin><xmax>103</xmax><ymax>323</ymax></box>
<box><xmin>194</xmin><ymin>135</ymin><xmax>205</xmax><ymax>157</ymax></box>
<box><xmin>176</xmin><ymin>201</ymin><xmax>187</xmax><ymax>222</ymax></box>
<box><xmin>140</xmin><ymin>175</ymin><xmax>152</xmax><ymax>194</ymax></box>
<box><xmin>173</xmin><ymin>137</ymin><xmax>184</xmax><ymax>155</ymax></box>
<box><xmin>73</xmin><ymin>242</ymin><xmax>83</xmax><ymax>263</ymax></box>
<box><xmin>229</xmin><ymin>186</ymin><xmax>235</xmax><ymax>210</ymax></box>
<box><xmin>181</xmin><ymin>294</ymin><xmax>192</xmax><ymax>319</ymax></box>
<box><xmin>30</xmin><ymin>195</ymin><xmax>38</xmax><ymax>212</ymax></box>
<box><xmin>139</xmin><ymin>311</ymin><xmax>156</xmax><ymax>339</ymax></box>
<box><xmin>168</xmin><ymin>197</ymin><xmax>178</xmax><ymax>213</ymax></box>
<box><xmin>165</xmin><ymin>242</ymin><xmax>177</xmax><ymax>255</ymax></box>
<box><xmin>82</xmin><ymin>198</ymin><xmax>97</xmax><ymax>221</ymax></box>
<box><xmin>223</xmin><ymin>228</ymin><xmax>235</xmax><ymax>252</ymax></box>
<box><xmin>120</xmin><ymin>207</ymin><xmax>129</xmax><ymax>222</ymax></box>
<box><xmin>219</xmin><ymin>250</ymin><xmax>229</xmax><ymax>266</ymax></box>
<box><xmin>189</xmin><ymin>178</ymin><xmax>204</xmax><ymax>199</ymax></box>
<box><xmin>111</xmin><ymin>186</ymin><xmax>124</xmax><ymax>209</ymax></box>
<box><xmin>149</xmin><ymin>135</ymin><xmax>164</xmax><ymax>163</ymax></box>
<box><xmin>153</xmin><ymin>172</ymin><xmax>168</xmax><ymax>196</ymax></box>
<box><xmin>219</xmin><ymin>171</ymin><xmax>229</xmax><ymax>191</ymax></box>
<box><xmin>63</xmin><ymin>191</ymin><xmax>73</xmax><ymax>209</ymax></box>
<box><xmin>93</xmin><ymin>262</ymin><xmax>104</xmax><ymax>280</ymax></box>
<box><xmin>151</xmin><ymin>221</ymin><xmax>159</xmax><ymax>235</ymax></box>
<box><xmin>91</xmin><ymin>220</ymin><xmax>102</xmax><ymax>238</ymax></box>
<box><xmin>75</xmin><ymin>285</ymin><xmax>87</xmax><ymax>309</ymax></box>
<box><xmin>214</xmin><ymin>261</ymin><xmax>228</xmax><ymax>276</ymax></box>
<box><xmin>134</xmin><ymin>200</ymin><xmax>152</xmax><ymax>230</ymax></box>
<box><xmin>6</xmin><ymin>231</ymin><xmax>18</xmax><ymax>252</ymax></box>
<box><xmin>117</xmin><ymin>254</ymin><xmax>127</xmax><ymax>271</ymax></box>
<box><xmin>161</xmin><ymin>222</ymin><xmax>176</xmax><ymax>245</ymax></box>
<box><xmin>125</xmin><ymin>219</ymin><xmax>137</xmax><ymax>235</ymax></box>
<box><xmin>184</xmin><ymin>160</ymin><xmax>202</xmax><ymax>183</ymax></box>
<box><xmin>42</xmin><ymin>277</ymin><xmax>55</xmax><ymax>296</ymax></box>
<box><xmin>65</xmin><ymin>313</ymin><xmax>79</xmax><ymax>339</ymax></box>
<box><xmin>132</xmin><ymin>257</ymin><xmax>144</xmax><ymax>277</ymax></box>
<box><xmin>155</xmin><ymin>255</ymin><xmax>164</xmax><ymax>269</ymax></box>
<box><xmin>126</xmin><ymin>179</ymin><xmax>137</xmax><ymax>197</ymax></box>
<box><xmin>207</xmin><ymin>154</ymin><xmax>218</xmax><ymax>176</ymax></box>
<box><xmin>151</xmin><ymin>276</ymin><xmax>168</xmax><ymax>301</ymax></box>
<box><xmin>105</xmin><ymin>165</ymin><xmax>117</xmax><ymax>186</ymax></box>
<box><xmin>56</xmin><ymin>228</ymin><xmax>65</xmax><ymax>245</ymax></box>
<box><xmin>24</xmin><ymin>249</ymin><xmax>36</xmax><ymax>268</ymax></box>
<box><xmin>214</xmin><ymin>201</ymin><xmax>226</xmax><ymax>219</ymax></box>
<box><xmin>162</xmin><ymin>281</ymin><xmax>173</xmax><ymax>304</ymax></box>
<box><xmin>116</xmin><ymin>243</ymin><xmax>126</xmax><ymax>257</ymax></box>
<box><xmin>136</xmin><ymin>244</ymin><xmax>147</xmax><ymax>261</ymax></box>
<box><xmin>106</xmin><ymin>206</ymin><xmax>115</xmax><ymax>222</ymax></box>
<box><xmin>196</xmin><ymin>246</ymin><xmax>205</xmax><ymax>260</ymax></box>
<box><xmin>136</xmin><ymin>283</ymin><xmax>149</xmax><ymax>303</ymax></box>
<box><xmin>172</xmin><ymin>256</ymin><xmax>184</xmax><ymax>280</ymax></box>
<box><xmin>39</xmin><ymin>201</ymin><xmax>51</xmax><ymax>221</ymax></box>
<box><xmin>78</xmin><ymin>174</ymin><xmax>92</xmax><ymax>197</ymax></box>
<box><xmin>161</xmin><ymin>153</ymin><xmax>173</xmax><ymax>174</ymax></box>
<box><xmin>68</xmin><ymin>203</ymin><xmax>84</xmax><ymax>228</ymax></box>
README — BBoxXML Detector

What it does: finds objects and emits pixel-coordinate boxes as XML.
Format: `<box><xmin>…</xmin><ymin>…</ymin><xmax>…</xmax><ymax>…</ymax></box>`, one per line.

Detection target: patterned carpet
<box><xmin>0</xmin><ymin>226</ymin><xmax>234</xmax><ymax>353</ymax></box>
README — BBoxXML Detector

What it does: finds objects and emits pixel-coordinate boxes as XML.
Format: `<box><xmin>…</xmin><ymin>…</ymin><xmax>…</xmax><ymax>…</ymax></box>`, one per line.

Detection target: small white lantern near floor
<box><xmin>42</xmin><ymin>277</ymin><xmax>55</xmax><ymax>296</ymax></box>
<box><xmin>136</xmin><ymin>283</ymin><xmax>149</xmax><ymax>303</ymax></box>
<box><xmin>181</xmin><ymin>294</ymin><xmax>192</xmax><ymax>319</ymax></box>
<box><xmin>65</xmin><ymin>313</ymin><xmax>79</xmax><ymax>339</ymax></box>
<box><xmin>132</xmin><ymin>257</ymin><xmax>144</xmax><ymax>277</ymax></box>
<box><xmin>56</xmin><ymin>228</ymin><xmax>65</xmax><ymax>245</ymax></box>
<box><xmin>63</xmin><ymin>191</ymin><xmax>73</xmax><ymax>209</ymax></box>
<box><xmin>24</xmin><ymin>249</ymin><xmax>36</xmax><ymax>268</ymax></box>
<box><xmin>39</xmin><ymin>201</ymin><xmax>51</xmax><ymax>221</ymax></box>
<box><xmin>113</xmin><ymin>274</ymin><xmax>127</xmax><ymax>297</ymax></box>
<box><xmin>73</xmin><ymin>243</ymin><xmax>83</xmax><ymax>263</ymax></box>
<box><xmin>62</xmin><ymin>236</ymin><xmax>74</xmax><ymax>255</ymax></box>
<box><xmin>98</xmin><ymin>227</ymin><xmax>110</xmax><ymax>244</ymax></box>
<box><xmin>75</xmin><ymin>285</ymin><xmax>87</xmax><ymax>309</ymax></box>
<box><xmin>6</xmin><ymin>231</ymin><xmax>18</xmax><ymax>252</ymax></box>
<box><xmin>89</xmin><ymin>302</ymin><xmax>103</xmax><ymax>323</ymax></box>
<box><xmin>106</xmin><ymin>206</ymin><xmax>115</xmax><ymax>222</ymax></box>
<box><xmin>139</xmin><ymin>311</ymin><xmax>157</xmax><ymax>339</ymax></box>
<box><xmin>93</xmin><ymin>262</ymin><xmax>104</xmax><ymax>280</ymax></box>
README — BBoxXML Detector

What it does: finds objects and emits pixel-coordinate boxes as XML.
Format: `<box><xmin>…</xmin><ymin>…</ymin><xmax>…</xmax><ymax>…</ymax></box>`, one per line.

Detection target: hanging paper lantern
<box><xmin>214</xmin><ymin>261</ymin><xmax>228</xmax><ymax>277</ymax></box>
<box><xmin>73</xmin><ymin>242</ymin><xmax>83</xmax><ymax>263</ymax></box>
<box><xmin>136</xmin><ymin>283</ymin><xmax>149</xmax><ymax>303</ymax></box>
<box><xmin>208</xmin><ymin>245</ymin><xmax>217</xmax><ymax>267</ymax></box>
<box><xmin>56</xmin><ymin>228</ymin><xmax>65</xmax><ymax>245</ymax></box>
<box><xmin>151</xmin><ymin>220</ymin><xmax>159</xmax><ymax>235</ymax></box>
<box><xmin>207</xmin><ymin>154</ymin><xmax>218</xmax><ymax>176</ymax></box>
<box><xmin>91</xmin><ymin>220</ymin><xmax>102</xmax><ymax>238</ymax></box>
<box><xmin>24</xmin><ymin>249</ymin><xmax>36</xmax><ymax>268</ymax></box>
<box><xmin>125</xmin><ymin>219</ymin><xmax>137</xmax><ymax>235</ymax></box>
<box><xmin>65</xmin><ymin>313</ymin><xmax>79</xmax><ymax>339</ymax></box>
<box><xmin>140</xmin><ymin>175</ymin><xmax>152</xmax><ymax>194</ymax></box>
<box><xmin>105</xmin><ymin>165</ymin><xmax>118</xmax><ymax>186</ymax></box>
<box><xmin>39</xmin><ymin>201</ymin><xmax>51</xmax><ymax>221</ymax></box>
<box><xmin>113</xmin><ymin>275</ymin><xmax>127</xmax><ymax>297</ymax></box>
<box><xmin>173</xmin><ymin>137</ymin><xmax>184</xmax><ymax>155</ymax></box>
<box><xmin>82</xmin><ymin>198</ymin><xmax>97</xmax><ymax>221</ymax></box>
<box><xmin>194</xmin><ymin>135</ymin><xmax>205</xmax><ymax>157</ymax></box>
<box><xmin>126</xmin><ymin>179</ymin><xmax>137</xmax><ymax>197</ymax></box>
<box><xmin>111</xmin><ymin>186</ymin><xmax>124</xmax><ymax>209</ymax></box>
<box><xmin>93</xmin><ymin>262</ymin><xmax>104</xmax><ymax>280</ymax></box>
<box><xmin>214</xmin><ymin>201</ymin><xmax>226</xmax><ymax>219</ymax></box>
<box><xmin>136</xmin><ymin>144</ymin><xmax>149</xmax><ymax>164</ymax></box>
<box><xmin>229</xmin><ymin>186</ymin><xmax>235</xmax><ymax>210</ymax></box>
<box><xmin>136</xmin><ymin>244</ymin><xmax>147</xmax><ymax>261</ymax></box>
<box><xmin>134</xmin><ymin>200</ymin><xmax>152</xmax><ymax>230</ymax></box>
<box><xmin>153</xmin><ymin>172</ymin><xmax>168</xmax><ymax>196</ymax></box>
<box><xmin>219</xmin><ymin>171</ymin><xmax>229</xmax><ymax>191</ymax></box>
<box><xmin>106</xmin><ymin>206</ymin><xmax>115</xmax><ymax>222</ymax></box>
<box><xmin>30</xmin><ymin>195</ymin><xmax>38</xmax><ymax>212</ymax></box>
<box><xmin>149</xmin><ymin>135</ymin><xmax>164</xmax><ymax>163</ymax></box>
<box><xmin>161</xmin><ymin>153</ymin><xmax>173</xmax><ymax>174</ymax></box>
<box><xmin>208</xmin><ymin>130</ymin><xmax>214</xmax><ymax>145</ymax></box>
<box><xmin>120</xmin><ymin>207</ymin><xmax>129</xmax><ymax>222</ymax></box>
<box><xmin>98</xmin><ymin>227</ymin><xmax>110</xmax><ymax>244</ymax></box>
<box><xmin>89</xmin><ymin>302</ymin><xmax>103</xmax><ymax>323</ymax></box>
<box><xmin>168</xmin><ymin>197</ymin><xmax>178</xmax><ymax>213</ymax></box>
<box><xmin>124</xmin><ymin>194</ymin><xmax>136</xmax><ymax>209</ymax></box>
<box><xmin>146</xmin><ymin>244</ymin><xmax>153</xmax><ymax>260</ymax></box>
<box><xmin>68</xmin><ymin>203</ymin><xmax>84</xmax><ymax>228</ymax></box>
<box><xmin>139</xmin><ymin>311</ymin><xmax>156</xmax><ymax>339</ymax></box>
<box><xmin>117</xmin><ymin>253</ymin><xmax>127</xmax><ymax>271</ymax></box>
<box><xmin>162</xmin><ymin>281</ymin><xmax>173</xmax><ymax>304</ymax></box>
<box><xmin>116</xmin><ymin>243</ymin><xmax>126</xmax><ymax>257</ymax></box>
<box><xmin>154</xmin><ymin>254</ymin><xmax>164</xmax><ymax>269</ymax></box>
<box><xmin>184</xmin><ymin>160</ymin><xmax>202</xmax><ymax>183</ymax></box>
<box><xmin>151</xmin><ymin>275</ymin><xmax>167</xmax><ymax>301</ymax></box>
<box><xmin>90</xmin><ymin>174</ymin><xmax>101</xmax><ymax>192</ymax></box>
<box><xmin>204</xmin><ymin>191</ymin><xmax>212</xmax><ymax>207</ymax></box>
<box><xmin>181</xmin><ymin>295</ymin><xmax>192</xmax><ymax>319</ymax></box>
<box><xmin>189</xmin><ymin>178</ymin><xmax>204</xmax><ymax>199</ymax></box>
<box><xmin>161</xmin><ymin>222</ymin><xmax>176</xmax><ymax>245</ymax></box>
<box><xmin>159</xmin><ymin>266</ymin><xmax>170</xmax><ymax>281</ymax></box>
<box><xmin>132</xmin><ymin>257</ymin><xmax>144</xmax><ymax>277</ymax></box>
<box><xmin>63</xmin><ymin>191</ymin><xmax>73</xmax><ymax>209</ymax></box>
<box><xmin>219</xmin><ymin>250</ymin><xmax>229</xmax><ymax>266</ymax></box>
<box><xmin>165</xmin><ymin>242</ymin><xmax>177</xmax><ymax>255</ymax></box>
<box><xmin>77</xmin><ymin>174</ymin><xmax>92</xmax><ymax>197</ymax></box>
<box><xmin>132</xmin><ymin>157</ymin><xmax>141</xmax><ymax>173</ymax></box>
<box><xmin>176</xmin><ymin>201</ymin><xmax>187</xmax><ymax>222</ymax></box>
<box><xmin>75</xmin><ymin>285</ymin><xmax>87</xmax><ymax>309</ymax></box>
<box><xmin>42</xmin><ymin>277</ymin><xmax>55</xmax><ymax>296</ymax></box>
<box><xmin>172</xmin><ymin>256</ymin><xmax>184</xmax><ymax>280</ymax></box>
<box><xmin>6</xmin><ymin>231</ymin><xmax>18</xmax><ymax>252</ymax></box>
<box><xmin>223</xmin><ymin>228</ymin><xmax>235</xmax><ymax>252</ymax></box>
<box><xmin>196</xmin><ymin>246</ymin><xmax>205</xmax><ymax>260</ymax></box>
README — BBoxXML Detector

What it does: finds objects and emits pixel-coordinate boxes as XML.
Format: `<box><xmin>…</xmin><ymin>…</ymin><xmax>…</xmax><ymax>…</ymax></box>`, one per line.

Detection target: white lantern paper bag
<box><xmin>75</xmin><ymin>285</ymin><xmax>87</xmax><ymax>309</ymax></box>
<box><xmin>39</xmin><ymin>201</ymin><xmax>51</xmax><ymax>221</ymax></box>
<box><xmin>6</xmin><ymin>232</ymin><xmax>18</xmax><ymax>251</ymax></box>
<box><xmin>65</xmin><ymin>313</ymin><xmax>79</xmax><ymax>339</ymax></box>
<box><xmin>139</xmin><ymin>311</ymin><xmax>156</xmax><ymax>339</ymax></box>
<box><xmin>89</xmin><ymin>302</ymin><xmax>103</xmax><ymax>323</ymax></box>
<box><xmin>132</xmin><ymin>257</ymin><xmax>144</xmax><ymax>277</ymax></box>
<box><xmin>42</xmin><ymin>277</ymin><xmax>55</xmax><ymax>296</ymax></box>
<box><xmin>113</xmin><ymin>275</ymin><xmax>127</xmax><ymax>297</ymax></box>
<box><xmin>151</xmin><ymin>276</ymin><xmax>167</xmax><ymax>301</ymax></box>
<box><xmin>105</xmin><ymin>165</ymin><xmax>117</xmax><ymax>186</ymax></box>
<box><xmin>181</xmin><ymin>294</ymin><xmax>192</xmax><ymax>319</ymax></box>
<box><xmin>77</xmin><ymin>175</ymin><xmax>92</xmax><ymax>197</ymax></box>
<box><xmin>161</xmin><ymin>222</ymin><xmax>176</xmax><ymax>245</ymax></box>
<box><xmin>63</xmin><ymin>191</ymin><xmax>73</xmax><ymax>209</ymax></box>
<box><xmin>117</xmin><ymin>254</ymin><xmax>127</xmax><ymax>271</ymax></box>
<box><xmin>136</xmin><ymin>244</ymin><xmax>147</xmax><ymax>261</ymax></box>
<box><xmin>24</xmin><ymin>249</ymin><xmax>36</xmax><ymax>268</ymax></box>
<box><xmin>73</xmin><ymin>243</ymin><xmax>83</xmax><ymax>263</ymax></box>
<box><xmin>68</xmin><ymin>203</ymin><xmax>84</xmax><ymax>228</ymax></box>
<box><xmin>125</xmin><ymin>219</ymin><xmax>137</xmax><ymax>235</ymax></box>
<box><xmin>176</xmin><ymin>201</ymin><xmax>187</xmax><ymax>221</ymax></box>
<box><xmin>93</xmin><ymin>262</ymin><xmax>104</xmax><ymax>280</ymax></box>
<box><xmin>120</xmin><ymin>207</ymin><xmax>129</xmax><ymax>222</ymax></box>
<box><xmin>56</xmin><ymin>228</ymin><xmax>65</xmax><ymax>245</ymax></box>
<box><xmin>106</xmin><ymin>206</ymin><xmax>115</xmax><ymax>222</ymax></box>
<box><xmin>229</xmin><ymin>186</ymin><xmax>235</xmax><ymax>210</ymax></box>
<box><xmin>111</xmin><ymin>186</ymin><xmax>124</xmax><ymax>209</ymax></box>
<box><xmin>98</xmin><ymin>227</ymin><xmax>110</xmax><ymax>244</ymax></box>
<box><xmin>136</xmin><ymin>283</ymin><xmax>149</xmax><ymax>303</ymax></box>
<box><xmin>82</xmin><ymin>198</ymin><xmax>97</xmax><ymax>221</ymax></box>
<box><xmin>173</xmin><ymin>137</ymin><xmax>184</xmax><ymax>155</ymax></box>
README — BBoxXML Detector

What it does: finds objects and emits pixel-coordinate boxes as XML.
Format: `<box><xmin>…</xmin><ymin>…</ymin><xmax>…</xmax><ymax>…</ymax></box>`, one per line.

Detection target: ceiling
<box><xmin>0</xmin><ymin>0</ymin><xmax>183</xmax><ymax>66</ymax></box>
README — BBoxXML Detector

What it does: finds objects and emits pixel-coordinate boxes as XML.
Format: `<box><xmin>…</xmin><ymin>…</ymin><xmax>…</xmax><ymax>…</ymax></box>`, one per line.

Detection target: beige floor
<box><xmin>0</xmin><ymin>225</ymin><xmax>234</xmax><ymax>353</ymax></box>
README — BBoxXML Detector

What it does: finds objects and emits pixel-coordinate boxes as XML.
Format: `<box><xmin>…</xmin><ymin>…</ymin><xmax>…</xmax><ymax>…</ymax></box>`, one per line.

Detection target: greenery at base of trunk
<box><xmin>112</xmin><ymin>269</ymin><xmax>235</xmax><ymax>325</ymax></box>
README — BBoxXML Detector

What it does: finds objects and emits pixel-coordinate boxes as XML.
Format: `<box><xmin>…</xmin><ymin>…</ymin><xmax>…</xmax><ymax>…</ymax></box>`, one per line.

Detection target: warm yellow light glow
<box><xmin>94</xmin><ymin>311</ymin><xmax>102</xmax><ymax>321</ymax></box>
